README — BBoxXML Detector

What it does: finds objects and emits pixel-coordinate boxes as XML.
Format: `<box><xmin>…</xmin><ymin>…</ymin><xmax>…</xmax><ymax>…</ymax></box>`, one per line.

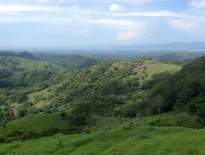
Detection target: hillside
<box><xmin>22</xmin><ymin>59</ymin><xmax>181</xmax><ymax>117</ymax></box>
<box><xmin>0</xmin><ymin>111</ymin><xmax>200</xmax><ymax>144</ymax></box>
<box><xmin>0</xmin><ymin>56</ymin><xmax>66</xmax><ymax>73</ymax></box>
<box><xmin>145</xmin><ymin>55</ymin><xmax>205</xmax><ymax>129</ymax></box>
<box><xmin>0</xmin><ymin>126</ymin><xmax>205</xmax><ymax>155</ymax></box>
<box><xmin>2</xmin><ymin>54</ymin><xmax>205</xmax><ymax>151</ymax></box>
<box><xmin>0</xmin><ymin>56</ymin><xmax>67</xmax><ymax>126</ymax></box>
<box><xmin>0</xmin><ymin>51</ymin><xmax>38</xmax><ymax>60</ymax></box>
<box><xmin>37</xmin><ymin>54</ymin><xmax>99</xmax><ymax>70</ymax></box>
<box><xmin>0</xmin><ymin>59</ymin><xmax>181</xmax><ymax>131</ymax></box>
<box><xmin>149</xmin><ymin>56</ymin><xmax>205</xmax><ymax>112</ymax></box>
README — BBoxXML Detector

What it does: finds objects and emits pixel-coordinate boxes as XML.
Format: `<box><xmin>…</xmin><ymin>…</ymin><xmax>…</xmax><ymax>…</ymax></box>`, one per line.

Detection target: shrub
<box><xmin>122</xmin><ymin>125</ymin><xmax>131</xmax><ymax>130</ymax></box>
<box><xmin>83</xmin><ymin>126</ymin><xmax>90</xmax><ymax>134</ymax></box>
<box><xmin>90</xmin><ymin>126</ymin><xmax>98</xmax><ymax>132</ymax></box>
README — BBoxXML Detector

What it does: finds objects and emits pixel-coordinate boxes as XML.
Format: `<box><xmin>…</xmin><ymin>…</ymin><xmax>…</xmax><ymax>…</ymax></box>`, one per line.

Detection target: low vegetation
<box><xmin>0</xmin><ymin>126</ymin><xmax>205</xmax><ymax>155</ymax></box>
<box><xmin>1</xmin><ymin>51</ymin><xmax>205</xmax><ymax>154</ymax></box>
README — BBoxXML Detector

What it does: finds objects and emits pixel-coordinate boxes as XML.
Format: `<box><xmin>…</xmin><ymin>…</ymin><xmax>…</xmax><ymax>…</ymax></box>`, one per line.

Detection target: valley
<box><xmin>0</xmin><ymin>50</ymin><xmax>205</xmax><ymax>154</ymax></box>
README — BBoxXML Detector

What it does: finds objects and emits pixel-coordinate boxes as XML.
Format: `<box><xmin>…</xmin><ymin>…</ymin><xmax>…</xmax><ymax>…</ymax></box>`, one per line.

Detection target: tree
<box><xmin>151</xmin><ymin>96</ymin><xmax>164</xmax><ymax>114</ymax></box>
<box><xmin>71</xmin><ymin>103</ymin><xmax>91</xmax><ymax>126</ymax></box>
<box><xmin>187</xmin><ymin>97</ymin><xmax>205</xmax><ymax>128</ymax></box>
<box><xmin>18</xmin><ymin>108</ymin><xmax>27</xmax><ymax>118</ymax></box>
<box><xmin>60</xmin><ymin>112</ymin><xmax>66</xmax><ymax>120</ymax></box>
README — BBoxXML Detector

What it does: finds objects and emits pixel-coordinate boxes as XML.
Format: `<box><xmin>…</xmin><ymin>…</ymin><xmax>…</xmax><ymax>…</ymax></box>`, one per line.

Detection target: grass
<box><xmin>0</xmin><ymin>113</ymin><xmax>74</xmax><ymax>135</ymax></box>
<box><xmin>0</xmin><ymin>111</ymin><xmax>200</xmax><ymax>140</ymax></box>
<box><xmin>1</xmin><ymin>108</ymin><xmax>198</xmax><ymax>135</ymax></box>
<box><xmin>28</xmin><ymin>89</ymin><xmax>55</xmax><ymax>108</ymax></box>
<box><xmin>96</xmin><ymin>112</ymin><xmax>200</xmax><ymax>130</ymax></box>
<box><xmin>0</xmin><ymin>56</ymin><xmax>66</xmax><ymax>73</ymax></box>
<box><xmin>133</xmin><ymin>60</ymin><xmax>181</xmax><ymax>84</ymax></box>
<box><xmin>0</xmin><ymin>126</ymin><xmax>204</xmax><ymax>155</ymax></box>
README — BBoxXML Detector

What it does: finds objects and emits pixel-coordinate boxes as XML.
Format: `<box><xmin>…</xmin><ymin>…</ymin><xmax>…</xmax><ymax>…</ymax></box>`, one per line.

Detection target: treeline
<box><xmin>37</xmin><ymin>54</ymin><xmax>99</xmax><ymax>70</ymax></box>
<box><xmin>148</xmin><ymin>56</ymin><xmax>205</xmax><ymax>126</ymax></box>
<box><xmin>0</xmin><ymin>57</ymin><xmax>181</xmax><ymax>126</ymax></box>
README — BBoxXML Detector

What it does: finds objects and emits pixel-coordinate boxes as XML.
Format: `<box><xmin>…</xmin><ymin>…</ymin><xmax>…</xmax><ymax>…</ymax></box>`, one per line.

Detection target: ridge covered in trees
<box><xmin>1</xmin><ymin>54</ymin><xmax>205</xmax><ymax>145</ymax></box>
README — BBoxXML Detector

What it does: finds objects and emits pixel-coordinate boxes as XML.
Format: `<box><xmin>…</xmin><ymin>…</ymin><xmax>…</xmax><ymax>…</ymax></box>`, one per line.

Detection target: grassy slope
<box><xmin>0</xmin><ymin>56</ymin><xmax>66</xmax><ymax>73</ymax></box>
<box><xmin>0</xmin><ymin>126</ymin><xmax>204</xmax><ymax>155</ymax></box>
<box><xmin>37</xmin><ymin>54</ymin><xmax>99</xmax><ymax>70</ymax></box>
<box><xmin>0</xmin><ymin>113</ymin><xmax>71</xmax><ymax>134</ymax></box>
<box><xmin>0</xmin><ymin>111</ymin><xmax>200</xmax><ymax>138</ymax></box>
<box><xmin>133</xmin><ymin>60</ymin><xmax>181</xmax><ymax>84</ymax></box>
<box><xmin>27</xmin><ymin>60</ymin><xmax>181</xmax><ymax>109</ymax></box>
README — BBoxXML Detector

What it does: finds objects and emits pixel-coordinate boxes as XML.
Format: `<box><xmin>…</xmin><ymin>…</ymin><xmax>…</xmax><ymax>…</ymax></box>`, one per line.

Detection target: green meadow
<box><xmin>0</xmin><ymin>126</ymin><xmax>204</xmax><ymax>155</ymax></box>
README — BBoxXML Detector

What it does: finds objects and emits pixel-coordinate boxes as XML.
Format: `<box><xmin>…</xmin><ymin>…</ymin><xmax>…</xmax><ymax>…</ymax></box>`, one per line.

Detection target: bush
<box><xmin>90</xmin><ymin>126</ymin><xmax>98</xmax><ymax>132</ymax></box>
<box><xmin>122</xmin><ymin>125</ymin><xmax>131</xmax><ymax>130</ymax></box>
<box><xmin>83</xmin><ymin>126</ymin><xmax>90</xmax><ymax>134</ymax></box>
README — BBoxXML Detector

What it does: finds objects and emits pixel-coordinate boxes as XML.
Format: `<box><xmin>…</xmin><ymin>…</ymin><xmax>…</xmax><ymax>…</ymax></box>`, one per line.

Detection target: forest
<box><xmin>0</xmin><ymin>50</ymin><xmax>205</xmax><ymax>154</ymax></box>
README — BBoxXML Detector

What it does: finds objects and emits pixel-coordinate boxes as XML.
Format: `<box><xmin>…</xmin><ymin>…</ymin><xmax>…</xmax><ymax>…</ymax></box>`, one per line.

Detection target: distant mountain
<box><xmin>4</xmin><ymin>42</ymin><xmax>205</xmax><ymax>51</ymax></box>
<box><xmin>68</xmin><ymin>42</ymin><xmax>205</xmax><ymax>51</ymax></box>
<box><xmin>110</xmin><ymin>42</ymin><xmax>205</xmax><ymax>50</ymax></box>
<box><xmin>0</xmin><ymin>51</ymin><xmax>38</xmax><ymax>60</ymax></box>
<box><xmin>37</xmin><ymin>54</ymin><xmax>100</xmax><ymax>70</ymax></box>
<box><xmin>0</xmin><ymin>56</ymin><xmax>66</xmax><ymax>73</ymax></box>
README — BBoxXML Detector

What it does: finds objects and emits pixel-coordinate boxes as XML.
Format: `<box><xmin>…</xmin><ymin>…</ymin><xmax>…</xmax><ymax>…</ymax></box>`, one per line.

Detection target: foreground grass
<box><xmin>0</xmin><ymin>126</ymin><xmax>204</xmax><ymax>155</ymax></box>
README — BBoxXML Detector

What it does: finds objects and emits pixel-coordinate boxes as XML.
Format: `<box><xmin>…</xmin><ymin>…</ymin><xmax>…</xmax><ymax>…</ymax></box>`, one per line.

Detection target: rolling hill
<box><xmin>0</xmin><ymin>56</ymin><xmax>66</xmax><ymax>73</ymax></box>
<box><xmin>0</xmin><ymin>51</ymin><xmax>38</xmax><ymax>60</ymax></box>
<box><xmin>2</xmin><ymin>54</ymin><xmax>205</xmax><ymax>154</ymax></box>
<box><xmin>37</xmin><ymin>53</ymin><xmax>99</xmax><ymax>70</ymax></box>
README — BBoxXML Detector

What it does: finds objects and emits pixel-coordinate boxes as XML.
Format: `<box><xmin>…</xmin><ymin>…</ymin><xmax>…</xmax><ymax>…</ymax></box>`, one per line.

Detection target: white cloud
<box><xmin>0</xmin><ymin>4</ymin><xmax>82</xmax><ymax>13</ymax></box>
<box><xmin>0</xmin><ymin>0</ymin><xmax>68</xmax><ymax>5</ymax></box>
<box><xmin>116</xmin><ymin>30</ymin><xmax>139</xmax><ymax>40</ymax></box>
<box><xmin>0</xmin><ymin>0</ymin><xmax>152</xmax><ymax>5</ymax></box>
<box><xmin>170</xmin><ymin>20</ymin><xmax>198</xmax><ymax>33</ymax></box>
<box><xmin>190</xmin><ymin>0</ymin><xmax>205</xmax><ymax>9</ymax></box>
<box><xmin>100</xmin><ymin>0</ymin><xmax>152</xmax><ymax>5</ymax></box>
<box><xmin>70</xmin><ymin>29</ymin><xmax>90</xmax><ymax>40</ymax></box>
<box><xmin>76</xmin><ymin>29</ymin><xmax>90</xmax><ymax>34</ymax></box>
<box><xmin>112</xmin><ymin>11</ymin><xmax>188</xmax><ymax>18</ymax></box>
<box><xmin>110</xmin><ymin>3</ymin><xmax>122</xmax><ymax>13</ymax></box>
<box><xmin>89</xmin><ymin>19</ymin><xmax>145</xmax><ymax>29</ymax></box>
<box><xmin>88</xmin><ymin>19</ymin><xmax>146</xmax><ymax>41</ymax></box>
<box><xmin>170</xmin><ymin>19</ymin><xmax>205</xmax><ymax>36</ymax></box>
<box><xmin>170</xmin><ymin>20</ymin><xmax>195</xmax><ymax>31</ymax></box>
<box><xmin>200</xmin><ymin>29</ymin><xmax>205</xmax><ymax>34</ymax></box>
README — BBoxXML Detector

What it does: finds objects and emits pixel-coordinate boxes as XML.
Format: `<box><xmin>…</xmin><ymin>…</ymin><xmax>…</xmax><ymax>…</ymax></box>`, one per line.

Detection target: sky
<box><xmin>0</xmin><ymin>0</ymin><xmax>205</xmax><ymax>47</ymax></box>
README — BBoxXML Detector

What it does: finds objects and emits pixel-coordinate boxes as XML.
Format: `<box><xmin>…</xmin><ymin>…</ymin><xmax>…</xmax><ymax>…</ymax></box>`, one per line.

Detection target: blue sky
<box><xmin>0</xmin><ymin>0</ymin><xmax>205</xmax><ymax>47</ymax></box>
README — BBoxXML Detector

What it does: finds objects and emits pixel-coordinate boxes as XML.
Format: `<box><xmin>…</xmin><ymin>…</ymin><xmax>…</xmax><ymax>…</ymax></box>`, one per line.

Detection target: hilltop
<box><xmin>0</xmin><ymin>51</ymin><xmax>38</xmax><ymax>60</ymax></box>
<box><xmin>36</xmin><ymin>53</ymin><xmax>99</xmax><ymax>70</ymax></box>
<box><xmin>0</xmin><ymin>56</ymin><xmax>66</xmax><ymax>73</ymax></box>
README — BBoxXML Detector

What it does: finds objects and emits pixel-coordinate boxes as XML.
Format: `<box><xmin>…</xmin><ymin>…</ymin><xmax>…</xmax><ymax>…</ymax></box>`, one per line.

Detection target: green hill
<box><xmin>0</xmin><ymin>56</ymin><xmax>66</xmax><ymax>73</ymax></box>
<box><xmin>149</xmin><ymin>56</ymin><xmax>205</xmax><ymax>115</ymax></box>
<box><xmin>37</xmin><ymin>54</ymin><xmax>99</xmax><ymax>70</ymax></box>
<box><xmin>0</xmin><ymin>51</ymin><xmax>38</xmax><ymax>60</ymax></box>
<box><xmin>1</xmin><ymin>55</ymin><xmax>205</xmax><ymax>153</ymax></box>
<box><xmin>0</xmin><ymin>126</ymin><xmax>205</xmax><ymax>155</ymax></box>
<box><xmin>0</xmin><ymin>111</ymin><xmax>200</xmax><ymax>143</ymax></box>
<box><xmin>25</xmin><ymin>59</ymin><xmax>181</xmax><ymax>116</ymax></box>
<box><xmin>0</xmin><ymin>113</ymin><xmax>78</xmax><ymax>143</ymax></box>
<box><xmin>0</xmin><ymin>59</ymin><xmax>181</xmax><ymax>125</ymax></box>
